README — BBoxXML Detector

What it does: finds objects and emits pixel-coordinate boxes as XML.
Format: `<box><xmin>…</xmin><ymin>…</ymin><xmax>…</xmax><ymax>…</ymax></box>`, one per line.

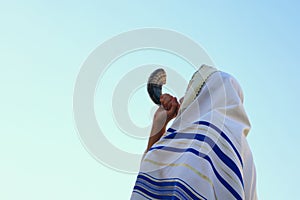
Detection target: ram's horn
<box><xmin>147</xmin><ymin>68</ymin><xmax>166</xmax><ymax>105</ymax></box>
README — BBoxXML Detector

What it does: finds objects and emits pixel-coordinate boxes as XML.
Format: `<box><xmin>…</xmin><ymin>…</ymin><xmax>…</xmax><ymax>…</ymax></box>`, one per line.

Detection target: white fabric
<box><xmin>131</xmin><ymin>68</ymin><xmax>257</xmax><ymax>200</ymax></box>
<box><xmin>179</xmin><ymin>65</ymin><xmax>218</xmax><ymax>113</ymax></box>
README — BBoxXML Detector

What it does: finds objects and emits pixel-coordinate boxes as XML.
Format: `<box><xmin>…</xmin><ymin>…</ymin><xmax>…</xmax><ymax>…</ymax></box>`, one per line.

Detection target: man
<box><xmin>131</xmin><ymin>65</ymin><xmax>257</xmax><ymax>200</ymax></box>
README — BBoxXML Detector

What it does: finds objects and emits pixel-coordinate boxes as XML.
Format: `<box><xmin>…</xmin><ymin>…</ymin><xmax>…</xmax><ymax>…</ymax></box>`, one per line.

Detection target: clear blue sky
<box><xmin>1</xmin><ymin>1</ymin><xmax>299</xmax><ymax>199</ymax></box>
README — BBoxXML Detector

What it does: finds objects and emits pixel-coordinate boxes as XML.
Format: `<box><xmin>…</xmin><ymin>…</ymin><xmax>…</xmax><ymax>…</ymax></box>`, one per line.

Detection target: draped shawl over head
<box><xmin>131</xmin><ymin>65</ymin><xmax>257</xmax><ymax>200</ymax></box>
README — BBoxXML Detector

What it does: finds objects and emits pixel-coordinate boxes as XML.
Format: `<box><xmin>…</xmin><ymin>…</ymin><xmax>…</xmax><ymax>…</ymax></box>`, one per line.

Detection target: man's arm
<box><xmin>146</xmin><ymin>94</ymin><xmax>180</xmax><ymax>152</ymax></box>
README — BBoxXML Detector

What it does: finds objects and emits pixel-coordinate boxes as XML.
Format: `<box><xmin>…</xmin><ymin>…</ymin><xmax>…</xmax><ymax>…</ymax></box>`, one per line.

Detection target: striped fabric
<box><xmin>131</xmin><ymin>67</ymin><xmax>257</xmax><ymax>200</ymax></box>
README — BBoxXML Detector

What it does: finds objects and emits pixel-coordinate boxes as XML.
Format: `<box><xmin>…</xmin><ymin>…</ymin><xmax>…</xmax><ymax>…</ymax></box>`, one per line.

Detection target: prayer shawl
<box><xmin>131</xmin><ymin>65</ymin><xmax>257</xmax><ymax>200</ymax></box>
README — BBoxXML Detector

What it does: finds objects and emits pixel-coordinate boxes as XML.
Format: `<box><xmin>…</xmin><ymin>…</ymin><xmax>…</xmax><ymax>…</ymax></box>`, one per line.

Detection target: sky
<box><xmin>1</xmin><ymin>1</ymin><xmax>299</xmax><ymax>199</ymax></box>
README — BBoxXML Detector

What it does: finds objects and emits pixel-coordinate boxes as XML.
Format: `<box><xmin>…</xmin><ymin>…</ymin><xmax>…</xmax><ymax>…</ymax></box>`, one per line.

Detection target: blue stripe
<box><xmin>162</xmin><ymin>132</ymin><xmax>244</xmax><ymax>187</ymax></box>
<box><xmin>135</xmin><ymin>181</ymin><xmax>187</xmax><ymax>200</ymax></box>
<box><xmin>136</xmin><ymin>176</ymin><xmax>188</xmax><ymax>198</ymax></box>
<box><xmin>134</xmin><ymin>185</ymin><xmax>180</xmax><ymax>199</ymax></box>
<box><xmin>140</xmin><ymin>173</ymin><xmax>207</xmax><ymax>200</ymax></box>
<box><xmin>132</xmin><ymin>190</ymin><xmax>151</xmax><ymax>200</ymax></box>
<box><xmin>167</xmin><ymin>127</ymin><xmax>177</xmax><ymax>133</ymax></box>
<box><xmin>135</xmin><ymin>173</ymin><xmax>206</xmax><ymax>200</ymax></box>
<box><xmin>149</xmin><ymin>146</ymin><xmax>243</xmax><ymax>200</ymax></box>
<box><xmin>194</xmin><ymin>121</ymin><xmax>243</xmax><ymax>167</ymax></box>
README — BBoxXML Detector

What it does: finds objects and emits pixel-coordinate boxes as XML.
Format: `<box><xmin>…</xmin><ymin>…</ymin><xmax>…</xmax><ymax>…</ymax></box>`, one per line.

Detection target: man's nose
<box><xmin>179</xmin><ymin>97</ymin><xmax>184</xmax><ymax>104</ymax></box>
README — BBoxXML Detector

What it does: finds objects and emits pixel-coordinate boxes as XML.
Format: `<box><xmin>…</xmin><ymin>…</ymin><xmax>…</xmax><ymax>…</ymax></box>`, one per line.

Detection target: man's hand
<box><xmin>153</xmin><ymin>94</ymin><xmax>180</xmax><ymax>127</ymax></box>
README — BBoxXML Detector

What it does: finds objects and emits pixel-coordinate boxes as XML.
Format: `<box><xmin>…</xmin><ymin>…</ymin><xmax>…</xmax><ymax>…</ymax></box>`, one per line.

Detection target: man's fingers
<box><xmin>160</xmin><ymin>94</ymin><xmax>180</xmax><ymax>116</ymax></box>
<box><xmin>160</xmin><ymin>94</ymin><xmax>172</xmax><ymax>110</ymax></box>
<box><xmin>167</xmin><ymin>98</ymin><xmax>179</xmax><ymax>117</ymax></box>
<box><xmin>167</xmin><ymin>100</ymin><xmax>173</xmax><ymax>110</ymax></box>
<box><xmin>160</xmin><ymin>94</ymin><xmax>172</xmax><ymax>103</ymax></box>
